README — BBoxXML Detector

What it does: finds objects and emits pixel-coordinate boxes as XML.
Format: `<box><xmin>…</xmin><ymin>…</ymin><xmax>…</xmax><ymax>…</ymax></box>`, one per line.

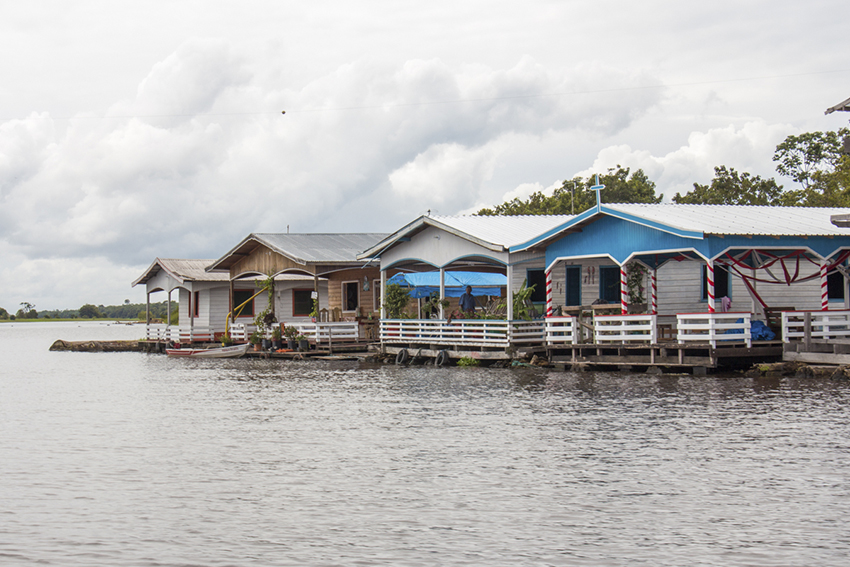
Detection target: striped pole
<box><xmin>821</xmin><ymin>262</ymin><xmax>829</xmax><ymax>311</ymax></box>
<box><xmin>545</xmin><ymin>268</ymin><xmax>553</xmax><ymax>317</ymax></box>
<box><xmin>620</xmin><ymin>265</ymin><xmax>628</xmax><ymax>314</ymax></box>
<box><xmin>651</xmin><ymin>269</ymin><xmax>658</xmax><ymax>315</ymax></box>
<box><xmin>706</xmin><ymin>261</ymin><xmax>715</xmax><ymax>313</ymax></box>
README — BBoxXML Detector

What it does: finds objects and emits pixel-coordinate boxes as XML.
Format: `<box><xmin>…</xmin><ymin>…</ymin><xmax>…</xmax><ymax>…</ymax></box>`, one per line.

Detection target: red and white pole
<box><xmin>650</xmin><ymin>269</ymin><xmax>658</xmax><ymax>315</ymax></box>
<box><xmin>545</xmin><ymin>268</ymin><xmax>553</xmax><ymax>317</ymax></box>
<box><xmin>620</xmin><ymin>265</ymin><xmax>628</xmax><ymax>314</ymax></box>
<box><xmin>821</xmin><ymin>262</ymin><xmax>829</xmax><ymax>311</ymax></box>
<box><xmin>706</xmin><ymin>261</ymin><xmax>715</xmax><ymax>313</ymax></box>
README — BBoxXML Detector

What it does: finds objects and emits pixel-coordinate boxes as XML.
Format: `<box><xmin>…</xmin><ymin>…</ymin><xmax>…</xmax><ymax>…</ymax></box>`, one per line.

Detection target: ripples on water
<box><xmin>2</xmin><ymin>322</ymin><xmax>849</xmax><ymax>566</ymax></box>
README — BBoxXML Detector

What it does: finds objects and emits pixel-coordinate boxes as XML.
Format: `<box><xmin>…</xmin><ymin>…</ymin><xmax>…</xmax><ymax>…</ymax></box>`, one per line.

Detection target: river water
<box><xmin>2</xmin><ymin>321</ymin><xmax>850</xmax><ymax>566</ymax></box>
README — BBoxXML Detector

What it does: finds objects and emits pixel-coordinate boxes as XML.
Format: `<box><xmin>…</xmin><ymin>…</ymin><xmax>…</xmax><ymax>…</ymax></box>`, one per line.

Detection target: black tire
<box><xmin>395</xmin><ymin>349</ymin><xmax>410</xmax><ymax>365</ymax></box>
<box><xmin>435</xmin><ymin>350</ymin><xmax>449</xmax><ymax>366</ymax></box>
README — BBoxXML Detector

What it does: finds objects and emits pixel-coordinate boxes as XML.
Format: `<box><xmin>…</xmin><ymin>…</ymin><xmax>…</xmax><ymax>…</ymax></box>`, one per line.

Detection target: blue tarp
<box><xmin>387</xmin><ymin>271</ymin><xmax>507</xmax><ymax>298</ymax></box>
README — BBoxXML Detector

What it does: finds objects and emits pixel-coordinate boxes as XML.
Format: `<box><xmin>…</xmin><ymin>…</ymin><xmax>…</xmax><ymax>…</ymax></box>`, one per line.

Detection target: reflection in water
<box><xmin>2</xmin><ymin>322</ymin><xmax>850</xmax><ymax>566</ymax></box>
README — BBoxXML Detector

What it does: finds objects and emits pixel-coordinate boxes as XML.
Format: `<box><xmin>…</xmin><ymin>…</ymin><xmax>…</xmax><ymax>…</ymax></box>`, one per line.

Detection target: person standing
<box><xmin>459</xmin><ymin>285</ymin><xmax>476</xmax><ymax>314</ymax></box>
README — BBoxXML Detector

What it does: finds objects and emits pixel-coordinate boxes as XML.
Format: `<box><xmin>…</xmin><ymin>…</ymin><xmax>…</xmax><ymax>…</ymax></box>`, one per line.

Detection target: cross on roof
<box><xmin>590</xmin><ymin>174</ymin><xmax>605</xmax><ymax>211</ymax></box>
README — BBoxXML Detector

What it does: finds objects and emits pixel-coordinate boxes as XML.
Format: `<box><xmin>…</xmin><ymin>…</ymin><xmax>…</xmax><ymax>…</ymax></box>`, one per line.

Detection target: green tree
<box><xmin>17</xmin><ymin>302</ymin><xmax>37</xmax><ymax>319</ymax></box>
<box><xmin>383</xmin><ymin>283</ymin><xmax>411</xmax><ymax>318</ymax></box>
<box><xmin>673</xmin><ymin>166</ymin><xmax>785</xmax><ymax>205</ymax></box>
<box><xmin>0</xmin><ymin>307</ymin><xmax>8</xmax><ymax>320</ymax></box>
<box><xmin>477</xmin><ymin>166</ymin><xmax>661</xmax><ymax>216</ymax></box>
<box><xmin>79</xmin><ymin>304</ymin><xmax>102</xmax><ymax>318</ymax></box>
<box><xmin>773</xmin><ymin>128</ymin><xmax>849</xmax><ymax>189</ymax></box>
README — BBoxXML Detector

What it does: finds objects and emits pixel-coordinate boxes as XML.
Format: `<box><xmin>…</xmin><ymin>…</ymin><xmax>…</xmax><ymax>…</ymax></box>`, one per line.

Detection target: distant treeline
<box><xmin>0</xmin><ymin>301</ymin><xmax>178</xmax><ymax>321</ymax></box>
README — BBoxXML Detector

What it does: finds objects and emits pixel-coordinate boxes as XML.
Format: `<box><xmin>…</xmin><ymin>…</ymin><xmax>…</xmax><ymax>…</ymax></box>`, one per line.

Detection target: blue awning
<box><xmin>387</xmin><ymin>271</ymin><xmax>506</xmax><ymax>298</ymax></box>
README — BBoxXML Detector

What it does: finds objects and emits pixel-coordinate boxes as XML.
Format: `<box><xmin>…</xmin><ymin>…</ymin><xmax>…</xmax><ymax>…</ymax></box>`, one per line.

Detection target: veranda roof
<box><xmin>133</xmin><ymin>258</ymin><xmax>228</xmax><ymax>287</ymax></box>
<box><xmin>387</xmin><ymin>271</ymin><xmax>507</xmax><ymax>298</ymax></box>
<box><xmin>825</xmin><ymin>95</ymin><xmax>850</xmax><ymax>114</ymax></box>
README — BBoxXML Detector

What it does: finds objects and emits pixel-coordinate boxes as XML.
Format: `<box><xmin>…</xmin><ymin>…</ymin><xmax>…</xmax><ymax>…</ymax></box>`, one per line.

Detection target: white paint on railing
<box><xmin>381</xmin><ymin>319</ymin><xmax>542</xmax><ymax>347</ymax></box>
<box><xmin>782</xmin><ymin>310</ymin><xmax>850</xmax><ymax>343</ymax></box>
<box><xmin>544</xmin><ymin>316</ymin><xmax>578</xmax><ymax>345</ymax></box>
<box><xmin>594</xmin><ymin>314</ymin><xmax>657</xmax><ymax>344</ymax></box>
<box><xmin>676</xmin><ymin>312</ymin><xmax>751</xmax><ymax>348</ymax></box>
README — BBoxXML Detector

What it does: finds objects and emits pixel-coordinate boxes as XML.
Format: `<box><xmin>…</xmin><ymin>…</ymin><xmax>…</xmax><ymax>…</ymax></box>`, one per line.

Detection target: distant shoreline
<box><xmin>0</xmin><ymin>319</ymin><xmax>144</xmax><ymax>324</ymax></box>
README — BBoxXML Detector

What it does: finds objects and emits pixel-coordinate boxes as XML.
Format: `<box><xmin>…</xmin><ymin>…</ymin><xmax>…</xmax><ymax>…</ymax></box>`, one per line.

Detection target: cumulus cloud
<box><xmin>573</xmin><ymin>121</ymin><xmax>796</xmax><ymax>200</ymax></box>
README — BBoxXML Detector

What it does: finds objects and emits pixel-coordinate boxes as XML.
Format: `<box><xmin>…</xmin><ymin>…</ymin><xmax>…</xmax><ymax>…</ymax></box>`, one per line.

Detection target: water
<box><xmin>2</xmin><ymin>322</ymin><xmax>850</xmax><ymax>566</ymax></box>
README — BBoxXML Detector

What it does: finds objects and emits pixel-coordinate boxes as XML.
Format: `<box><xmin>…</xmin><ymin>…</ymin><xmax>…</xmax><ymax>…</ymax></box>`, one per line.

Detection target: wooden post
<box><xmin>706</xmin><ymin>260</ymin><xmax>716</xmax><ymax>313</ymax></box>
<box><xmin>650</xmin><ymin>269</ymin><xmax>657</xmax><ymax>315</ymax></box>
<box><xmin>380</xmin><ymin>270</ymin><xmax>386</xmax><ymax>319</ymax></box>
<box><xmin>314</xmin><ymin>273</ymin><xmax>320</xmax><ymax>318</ymax></box>
<box><xmin>804</xmin><ymin>311</ymin><xmax>812</xmax><ymax>351</ymax></box>
<box><xmin>229</xmin><ymin>279</ymin><xmax>235</xmax><ymax>335</ymax></box>
<box><xmin>620</xmin><ymin>264</ymin><xmax>628</xmax><ymax>315</ymax></box>
<box><xmin>506</xmin><ymin>264</ymin><xmax>514</xmax><ymax>321</ymax></box>
<box><xmin>439</xmin><ymin>268</ymin><xmax>446</xmax><ymax>319</ymax></box>
<box><xmin>545</xmin><ymin>267</ymin><xmax>553</xmax><ymax>317</ymax></box>
<box><xmin>821</xmin><ymin>261</ymin><xmax>829</xmax><ymax>311</ymax></box>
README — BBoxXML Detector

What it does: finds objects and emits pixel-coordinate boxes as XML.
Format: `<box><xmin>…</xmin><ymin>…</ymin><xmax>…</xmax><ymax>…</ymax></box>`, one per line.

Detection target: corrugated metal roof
<box><xmin>825</xmin><ymin>95</ymin><xmax>850</xmax><ymax>114</ymax></box>
<box><xmin>253</xmin><ymin>233</ymin><xmax>389</xmax><ymax>264</ymax></box>
<box><xmin>430</xmin><ymin>215</ymin><xmax>575</xmax><ymax>247</ymax></box>
<box><xmin>132</xmin><ymin>258</ymin><xmax>228</xmax><ymax>286</ymax></box>
<box><xmin>605</xmin><ymin>204</ymin><xmax>850</xmax><ymax>236</ymax></box>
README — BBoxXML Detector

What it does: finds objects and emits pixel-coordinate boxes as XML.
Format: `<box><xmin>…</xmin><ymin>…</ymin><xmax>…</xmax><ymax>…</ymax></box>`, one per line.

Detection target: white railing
<box><xmin>176</xmin><ymin>326</ymin><xmax>216</xmax><ymax>343</ymax></box>
<box><xmin>229</xmin><ymin>323</ymin><xmax>250</xmax><ymax>342</ymax></box>
<box><xmin>545</xmin><ymin>316</ymin><xmax>579</xmax><ymax>345</ymax></box>
<box><xmin>287</xmin><ymin>322</ymin><xmax>360</xmax><ymax>344</ymax></box>
<box><xmin>380</xmin><ymin>319</ymin><xmax>546</xmax><ymax>347</ymax></box>
<box><xmin>781</xmin><ymin>310</ymin><xmax>850</xmax><ymax>343</ymax></box>
<box><xmin>145</xmin><ymin>324</ymin><xmax>180</xmax><ymax>341</ymax></box>
<box><xmin>676</xmin><ymin>312</ymin><xmax>751</xmax><ymax>348</ymax></box>
<box><xmin>594</xmin><ymin>314</ymin><xmax>657</xmax><ymax>344</ymax></box>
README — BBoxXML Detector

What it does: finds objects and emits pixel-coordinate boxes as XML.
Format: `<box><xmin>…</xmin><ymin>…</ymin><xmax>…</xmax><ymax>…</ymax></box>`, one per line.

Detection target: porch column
<box><xmin>439</xmin><ymin>268</ymin><xmax>446</xmax><ymax>319</ymax></box>
<box><xmin>380</xmin><ymin>269</ymin><xmax>386</xmax><ymax>319</ymax></box>
<box><xmin>506</xmin><ymin>264</ymin><xmax>514</xmax><ymax>320</ymax></box>
<box><xmin>229</xmin><ymin>279</ymin><xmax>235</xmax><ymax>334</ymax></box>
<box><xmin>314</xmin><ymin>274</ymin><xmax>320</xmax><ymax>318</ymax></box>
<box><xmin>545</xmin><ymin>266</ymin><xmax>553</xmax><ymax>317</ymax></box>
<box><xmin>166</xmin><ymin>288</ymin><xmax>172</xmax><ymax>328</ymax></box>
<box><xmin>145</xmin><ymin>291</ymin><xmax>150</xmax><ymax>324</ymax></box>
<box><xmin>821</xmin><ymin>261</ymin><xmax>829</xmax><ymax>311</ymax></box>
<box><xmin>650</xmin><ymin>269</ymin><xmax>657</xmax><ymax>315</ymax></box>
<box><xmin>706</xmin><ymin>260</ymin><xmax>716</xmax><ymax>313</ymax></box>
<box><xmin>620</xmin><ymin>264</ymin><xmax>628</xmax><ymax>315</ymax></box>
<box><xmin>189</xmin><ymin>286</ymin><xmax>194</xmax><ymax>339</ymax></box>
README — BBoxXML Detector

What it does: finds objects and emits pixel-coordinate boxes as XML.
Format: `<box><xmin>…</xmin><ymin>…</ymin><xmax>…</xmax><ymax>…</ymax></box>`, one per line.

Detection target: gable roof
<box><xmin>512</xmin><ymin>204</ymin><xmax>850</xmax><ymax>252</ymax></box>
<box><xmin>825</xmin><ymin>95</ymin><xmax>850</xmax><ymax>114</ymax></box>
<box><xmin>133</xmin><ymin>258</ymin><xmax>228</xmax><ymax>287</ymax></box>
<box><xmin>358</xmin><ymin>214</ymin><xmax>573</xmax><ymax>259</ymax></box>
<box><xmin>207</xmin><ymin>233</ymin><xmax>389</xmax><ymax>272</ymax></box>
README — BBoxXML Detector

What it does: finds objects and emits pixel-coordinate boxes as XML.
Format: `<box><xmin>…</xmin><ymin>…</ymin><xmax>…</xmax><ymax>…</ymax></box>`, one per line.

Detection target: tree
<box><xmin>79</xmin><ymin>304</ymin><xmax>102</xmax><ymax>318</ymax></box>
<box><xmin>673</xmin><ymin>166</ymin><xmax>785</xmax><ymax>205</ymax></box>
<box><xmin>773</xmin><ymin>128</ymin><xmax>849</xmax><ymax>189</ymax></box>
<box><xmin>0</xmin><ymin>307</ymin><xmax>8</xmax><ymax>320</ymax></box>
<box><xmin>17</xmin><ymin>302</ymin><xmax>37</xmax><ymax>319</ymax></box>
<box><xmin>477</xmin><ymin>166</ymin><xmax>662</xmax><ymax>216</ymax></box>
<box><xmin>383</xmin><ymin>283</ymin><xmax>411</xmax><ymax>318</ymax></box>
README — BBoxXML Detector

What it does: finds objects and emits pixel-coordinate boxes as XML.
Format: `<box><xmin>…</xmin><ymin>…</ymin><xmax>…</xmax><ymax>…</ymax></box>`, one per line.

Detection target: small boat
<box><xmin>166</xmin><ymin>343</ymin><xmax>250</xmax><ymax>358</ymax></box>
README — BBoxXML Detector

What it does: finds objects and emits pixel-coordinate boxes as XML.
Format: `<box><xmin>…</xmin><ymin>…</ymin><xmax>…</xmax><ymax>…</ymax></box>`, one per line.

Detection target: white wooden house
<box><xmin>132</xmin><ymin>258</ymin><xmax>328</xmax><ymax>342</ymax></box>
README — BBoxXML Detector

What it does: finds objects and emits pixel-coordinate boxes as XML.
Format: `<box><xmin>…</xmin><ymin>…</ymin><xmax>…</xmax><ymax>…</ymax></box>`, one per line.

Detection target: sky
<box><xmin>1</xmin><ymin>0</ymin><xmax>850</xmax><ymax>311</ymax></box>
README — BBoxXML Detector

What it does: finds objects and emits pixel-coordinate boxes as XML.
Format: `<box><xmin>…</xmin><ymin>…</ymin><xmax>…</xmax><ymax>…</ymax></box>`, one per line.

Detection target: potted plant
<box><xmin>296</xmin><ymin>333</ymin><xmax>310</xmax><ymax>352</ymax></box>
<box><xmin>271</xmin><ymin>326</ymin><xmax>282</xmax><ymax>350</ymax></box>
<box><xmin>249</xmin><ymin>330</ymin><xmax>262</xmax><ymax>351</ymax></box>
<box><xmin>283</xmin><ymin>325</ymin><xmax>298</xmax><ymax>349</ymax></box>
<box><xmin>220</xmin><ymin>334</ymin><xmax>234</xmax><ymax>347</ymax></box>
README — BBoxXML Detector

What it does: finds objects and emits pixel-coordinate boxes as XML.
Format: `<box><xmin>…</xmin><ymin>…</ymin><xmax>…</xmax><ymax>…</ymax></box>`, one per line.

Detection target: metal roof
<box><xmin>825</xmin><ymin>95</ymin><xmax>850</xmax><ymax>114</ymax></box>
<box><xmin>132</xmin><ymin>258</ymin><xmax>228</xmax><ymax>286</ymax></box>
<box><xmin>207</xmin><ymin>233</ymin><xmax>389</xmax><ymax>272</ymax></box>
<box><xmin>359</xmin><ymin>214</ymin><xmax>572</xmax><ymax>259</ymax></box>
<box><xmin>605</xmin><ymin>204</ymin><xmax>850</xmax><ymax>236</ymax></box>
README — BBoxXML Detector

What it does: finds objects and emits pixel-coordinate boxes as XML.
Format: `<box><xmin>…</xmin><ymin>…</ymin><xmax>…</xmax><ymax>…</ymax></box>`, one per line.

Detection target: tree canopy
<box><xmin>477</xmin><ymin>166</ymin><xmax>661</xmax><ymax>216</ymax></box>
<box><xmin>672</xmin><ymin>166</ymin><xmax>786</xmax><ymax>205</ymax></box>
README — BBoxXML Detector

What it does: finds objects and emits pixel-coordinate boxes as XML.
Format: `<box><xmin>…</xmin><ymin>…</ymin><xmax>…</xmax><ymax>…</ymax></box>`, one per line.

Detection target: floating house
<box><xmin>132</xmin><ymin>258</ymin><xmax>323</xmax><ymax>342</ymax></box>
<box><xmin>360</xmin><ymin>205</ymin><xmax>850</xmax><ymax>370</ymax></box>
<box><xmin>206</xmin><ymin>233</ymin><xmax>388</xmax><ymax>342</ymax></box>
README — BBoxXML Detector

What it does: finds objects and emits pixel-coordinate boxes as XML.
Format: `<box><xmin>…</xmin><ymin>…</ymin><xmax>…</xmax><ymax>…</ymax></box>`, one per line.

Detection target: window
<box><xmin>702</xmin><ymin>264</ymin><xmax>730</xmax><ymax>300</ymax></box>
<box><xmin>193</xmin><ymin>291</ymin><xmax>200</xmax><ymax>318</ymax></box>
<box><xmin>828</xmin><ymin>271</ymin><xmax>845</xmax><ymax>301</ymax></box>
<box><xmin>293</xmin><ymin>289</ymin><xmax>313</xmax><ymax>317</ymax></box>
<box><xmin>599</xmin><ymin>266</ymin><xmax>620</xmax><ymax>303</ymax></box>
<box><xmin>565</xmin><ymin>266</ymin><xmax>581</xmax><ymax>306</ymax></box>
<box><xmin>232</xmin><ymin>289</ymin><xmax>254</xmax><ymax>318</ymax></box>
<box><xmin>527</xmin><ymin>269</ymin><xmax>547</xmax><ymax>303</ymax></box>
<box><xmin>343</xmin><ymin>281</ymin><xmax>359</xmax><ymax>311</ymax></box>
